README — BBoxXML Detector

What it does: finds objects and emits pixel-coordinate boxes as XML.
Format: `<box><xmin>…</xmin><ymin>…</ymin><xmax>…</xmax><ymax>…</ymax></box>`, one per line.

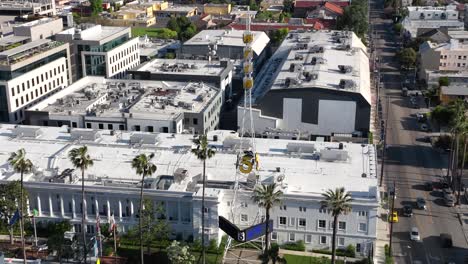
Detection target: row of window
<box><xmin>440</xmin><ymin>55</ymin><xmax>468</xmax><ymax>60</ymax></box>
<box><xmin>440</xmin><ymin>62</ymin><xmax>467</xmax><ymax>67</ymax></box>
<box><xmin>83</xmin><ymin>122</ymin><xmax>171</xmax><ymax>133</ymax></box>
<box><xmin>10</xmin><ymin>65</ymin><xmax>65</xmax><ymax>97</ymax></box>
<box><xmin>277</xmin><ymin>216</ymin><xmax>368</xmax><ymax>232</ymax></box>
<box><xmin>14</xmin><ymin>77</ymin><xmax>64</xmax><ymax>108</ymax></box>
<box><xmin>110</xmin><ymin>56</ymin><xmax>139</xmax><ymax>75</ymax></box>
<box><xmin>279</xmin><ymin>205</ymin><xmax>368</xmax><ymax>217</ymax></box>
<box><xmin>109</xmin><ymin>43</ymin><xmax>138</xmax><ymax>65</ymax></box>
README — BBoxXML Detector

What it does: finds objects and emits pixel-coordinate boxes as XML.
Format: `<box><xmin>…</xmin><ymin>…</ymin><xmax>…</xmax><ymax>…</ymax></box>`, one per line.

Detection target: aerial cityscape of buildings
<box><xmin>0</xmin><ymin>0</ymin><xmax>467</xmax><ymax>263</ymax></box>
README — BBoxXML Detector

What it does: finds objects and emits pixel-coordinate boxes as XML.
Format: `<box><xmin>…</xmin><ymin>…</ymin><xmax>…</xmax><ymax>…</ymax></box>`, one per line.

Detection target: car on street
<box><xmin>410</xmin><ymin>227</ymin><xmax>421</xmax><ymax>241</ymax></box>
<box><xmin>424</xmin><ymin>182</ymin><xmax>434</xmax><ymax>191</ymax></box>
<box><xmin>444</xmin><ymin>193</ymin><xmax>455</xmax><ymax>207</ymax></box>
<box><xmin>438</xmin><ymin>179</ymin><xmax>450</xmax><ymax>189</ymax></box>
<box><xmin>416</xmin><ymin>197</ymin><xmax>427</xmax><ymax>210</ymax></box>
<box><xmin>32</xmin><ymin>242</ymin><xmax>48</xmax><ymax>252</ymax></box>
<box><xmin>420</xmin><ymin>124</ymin><xmax>429</xmax><ymax>132</ymax></box>
<box><xmin>416</xmin><ymin>113</ymin><xmax>427</xmax><ymax>122</ymax></box>
<box><xmin>403</xmin><ymin>205</ymin><xmax>413</xmax><ymax>217</ymax></box>
<box><xmin>389</xmin><ymin>211</ymin><xmax>399</xmax><ymax>223</ymax></box>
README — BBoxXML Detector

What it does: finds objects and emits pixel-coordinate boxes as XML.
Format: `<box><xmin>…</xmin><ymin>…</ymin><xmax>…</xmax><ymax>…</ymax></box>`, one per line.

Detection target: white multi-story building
<box><xmin>401</xmin><ymin>5</ymin><xmax>464</xmax><ymax>39</ymax></box>
<box><xmin>0</xmin><ymin>124</ymin><xmax>378</xmax><ymax>257</ymax></box>
<box><xmin>420</xmin><ymin>31</ymin><xmax>468</xmax><ymax>81</ymax></box>
<box><xmin>25</xmin><ymin>76</ymin><xmax>222</xmax><ymax>134</ymax></box>
<box><xmin>56</xmin><ymin>25</ymin><xmax>140</xmax><ymax>81</ymax></box>
<box><xmin>0</xmin><ymin>39</ymin><xmax>72</xmax><ymax>123</ymax></box>
<box><xmin>0</xmin><ymin>0</ymin><xmax>56</xmax><ymax>16</ymax></box>
<box><xmin>239</xmin><ymin>30</ymin><xmax>371</xmax><ymax>140</ymax></box>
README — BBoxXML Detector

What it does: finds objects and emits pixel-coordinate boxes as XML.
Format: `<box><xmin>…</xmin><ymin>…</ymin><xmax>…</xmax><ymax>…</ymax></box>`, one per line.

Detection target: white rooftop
<box><xmin>58</xmin><ymin>25</ymin><xmax>129</xmax><ymax>42</ymax></box>
<box><xmin>30</xmin><ymin>76</ymin><xmax>220</xmax><ymax>120</ymax></box>
<box><xmin>134</xmin><ymin>58</ymin><xmax>227</xmax><ymax>76</ymax></box>
<box><xmin>253</xmin><ymin>30</ymin><xmax>371</xmax><ymax>104</ymax></box>
<box><xmin>0</xmin><ymin>124</ymin><xmax>378</xmax><ymax>198</ymax></box>
<box><xmin>184</xmin><ymin>29</ymin><xmax>270</xmax><ymax>56</ymax></box>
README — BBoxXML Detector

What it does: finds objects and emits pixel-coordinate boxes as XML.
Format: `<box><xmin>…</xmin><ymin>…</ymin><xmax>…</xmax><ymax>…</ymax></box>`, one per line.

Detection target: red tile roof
<box><xmin>324</xmin><ymin>2</ymin><xmax>344</xmax><ymax>15</ymax></box>
<box><xmin>295</xmin><ymin>0</ymin><xmax>350</xmax><ymax>8</ymax></box>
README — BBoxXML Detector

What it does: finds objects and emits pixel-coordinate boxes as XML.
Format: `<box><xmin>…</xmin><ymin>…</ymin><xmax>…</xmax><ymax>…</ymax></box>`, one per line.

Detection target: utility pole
<box><xmin>388</xmin><ymin>181</ymin><xmax>396</xmax><ymax>255</ymax></box>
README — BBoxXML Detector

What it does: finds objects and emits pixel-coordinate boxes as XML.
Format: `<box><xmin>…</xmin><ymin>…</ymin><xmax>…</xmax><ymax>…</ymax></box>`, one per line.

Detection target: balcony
<box><xmin>0</xmin><ymin>40</ymin><xmax>65</xmax><ymax>66</ymax></box>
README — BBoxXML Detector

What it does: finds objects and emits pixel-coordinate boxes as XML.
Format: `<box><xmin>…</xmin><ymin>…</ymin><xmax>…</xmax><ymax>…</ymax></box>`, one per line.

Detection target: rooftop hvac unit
<box><xmin>130</xmin><ymin>132</ymin><xmax>158</xmax><ymax>145</ymax></box>
<box><xmin>223</xmin><ymin>137</ymin><xmax>252</xmax><ymax>149</ymax></box>
<box><xmin>287</xmin><ymin>142</ymin><xmax>315</xmax><ymax>153</ymax></box>
<box><xmin>70</xmin><ymin>129</ymin><xmax>101</xmax><ymax>141</ymax></box>
<box><xmin>310</xmin><ymin>45</ymin><xmax>324</xmax><ymax>53</ymax></box>
<box><xmin>319</xmin><ymin>148</ymin><xmax>348</xmax><ymax>161</ymax></box>
<box><xmin>295</xmin><ymin>54</ymin><xmax>304</xmax><ymax>60</ymax></box>
<box><xmin>173</xmin><ymin>168</ymin><xmax>189</xmax><ymax>183</ymax></box>
<box><xmin>289</xmin><ymin>63</ymin><xmax>296</xmax><ymax>72</ymax></box>
<box><xmin>13</xmin><ymin>126</ymin><xmax>44</xmax><ymax>138</ymax></box>
<box><xmin>338</xmin><ymin>65</ymin><xmax>353</xmax><ymax>73</ymax></box>
<box><xmin>339</xmin><ymin>79</ymin><xmax>356</xmax><ymax>89</ymax></box>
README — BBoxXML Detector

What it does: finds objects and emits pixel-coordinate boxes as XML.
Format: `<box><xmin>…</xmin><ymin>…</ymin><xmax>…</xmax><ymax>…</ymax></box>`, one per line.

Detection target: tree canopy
<box><xmin>90</xmin><ymin>0</ymin><xmax>103</xmax><ymax>16</ymax></box>
<box><xmin>336</xmin><ymin>0</ymin><xmax>368</xmax><ymax>39</ymax></box>
<box><xmin>167</xmin><ymin>17</ymin><xmax>198</xmax><ymax>42</ymax></box>
<box><xmin>397</xmin><ymin>48</ymin><xmax>417</xmax><ymax>69</ymax></box>
<box><xmin>167</xmin><ymin>240</ymin><xmax>195</xmax><ymax>264</ymax></box>
<box><xmin>269</xmin><ymin>28</ymin><xmax>289</xmax><ymax>46</ymax></box>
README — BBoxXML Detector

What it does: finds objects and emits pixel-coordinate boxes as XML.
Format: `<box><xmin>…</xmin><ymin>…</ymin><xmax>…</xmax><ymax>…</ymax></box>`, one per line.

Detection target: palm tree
<box><xmin>449</xmin><ymin>100</ymin><xmax>466</xmax><ymax>191</ymax></box>
<box><xmin>68</xmin><ymin>146</ymin><xmax>94</xmax><ymax>264</ymax></box>
<box><xmin>191</xmin><ymin>135</ymin><xmax>216</xmax><ymax>264</ymax></box>
<box><xmin>252</xmin><ymin>183</ymin><xmax>283</xmax><ymax>257</ymax></box>
<box><xmin>8</xmin><ymin>148</ymin><xmax>33</xmax><ymax>264</ymax></box>
<box><xmin>321</xmin><ymin>187</ymin><xmax>353</xmax><ymax>264</ymax></box>
<box><xmin>131</xmin><ymin>153</ymin><xmax>157</xmax><ymax>264</ymax></box>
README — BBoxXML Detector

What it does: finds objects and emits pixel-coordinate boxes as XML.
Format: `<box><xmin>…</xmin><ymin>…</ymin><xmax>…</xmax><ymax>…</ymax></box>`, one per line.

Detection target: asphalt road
<box><xmin>370</xmin><ymin>1</ymin><xmax>468</xmax><ymax>263</ymax></box>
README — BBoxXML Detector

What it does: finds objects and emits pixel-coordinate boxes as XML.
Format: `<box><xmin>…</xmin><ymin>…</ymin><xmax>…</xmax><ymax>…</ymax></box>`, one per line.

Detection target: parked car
<box><xmin>410</xmin><ymin>227</ymin><xmax>421</xmax><ymax>241</ymax></box>
<box><xmin>389</xmin><ymin>211</ymin><xmax>399</xmax><ymax>223</ymax></box>
<box><xmin>424</xmin><ymin>182</ymin><xmax>434</xmax><ymax>191</ymax></box>
<box><xmin>444</xmin><ymin>193</ymin><xmax>455</xmax><ymax>207</ymax></box>
<box><xmin>403</xmin><ymin>205</ymin><xmax>413</xmax><ymax>217</ymax></box>
<box><xmin>440</xmin><ymin>233</ymin><xmax>453</xmax><ymax>248</ymax></box>
<box><xmin>416</xmin><ymin>197</ymin><xmax>427</xmax><ymax>210</ymax></box>
<box><xmin>420</xmin><ymin>124</ymin><xmax>429</xmax><ymax>132</ymax></box>
<box><xmin>416</xmin><ymin>113</ymin><xmax>427</xmax><ymax>123</ymax></box>
<box><xmin>438</xmin><ymin>179</ymin><xmax>450</xmax><ymax>189</ymax></box>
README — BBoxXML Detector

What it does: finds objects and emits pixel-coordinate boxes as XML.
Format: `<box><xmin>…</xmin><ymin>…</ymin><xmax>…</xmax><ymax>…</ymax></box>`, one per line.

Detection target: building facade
<box><xmin>25</xmin><ymin>77</ymin><xmax>222</xmax><ymax>134</ymax></box>
<box><xmin>402</xmin><ymin>5</ymin><xmax>464</xmax><ymax>39</ymax></box>
<box><xmin>56</xmin><ymin>25</ymin><xmax>140</xmax><ymax>81</ymax></box>
<box><xmin>238</xmin><ymin>30</ymin><xmax>371</xmax><ymax>140</ymax></box>
<box><xmin>129</xmin><ymin>58</ymin><xmax>234</xmax><ymax>102</ymax></box>
<box><xmin>0</xmin><ymin>125</ymin><xmax>378</xmax><ymax>257</ymax></box>
<box><xmin>419</xmin><ymin>31</ymin><xmax>468</xmax><ymax>81</ymax></box>
<box><xmin>0</xmin><ymin>40</ymin><xmax>72</xmax><ymax>123</ymax></box>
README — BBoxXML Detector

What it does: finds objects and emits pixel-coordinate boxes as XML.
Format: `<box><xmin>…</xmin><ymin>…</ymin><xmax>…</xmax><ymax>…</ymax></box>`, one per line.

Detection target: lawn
<box><xmin>131</xmin><ymin>27</ymin><xmax>177</xmax><ymax>39</ymax></box>
<box><xmin>283</xmin><ymin>254</ymin><xmax>346</xmax><ymax>264</ymax></box>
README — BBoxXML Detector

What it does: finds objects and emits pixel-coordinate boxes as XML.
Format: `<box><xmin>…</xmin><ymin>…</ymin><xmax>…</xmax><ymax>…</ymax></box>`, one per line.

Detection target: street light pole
<box><xmin>388</xmin><ymin>181</ymin><xmax>396</xmax><ymax>255</ymax></box>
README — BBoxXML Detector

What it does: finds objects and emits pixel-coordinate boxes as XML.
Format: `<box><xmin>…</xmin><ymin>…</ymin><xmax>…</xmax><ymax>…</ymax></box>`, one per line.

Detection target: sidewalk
<box><xmin>455</xmin><ymin>196</ymin><xmax>468</xmax><ymax>245</ymax></box>
<box><xmin>279</xmin><ymin>248</ymin><xmax>360</xmax><ymax>262</ymax></box>
<box><xmin>374</xmin><ymin>187</ymin><xmax>390</xmax><ymax>264</ymax></box>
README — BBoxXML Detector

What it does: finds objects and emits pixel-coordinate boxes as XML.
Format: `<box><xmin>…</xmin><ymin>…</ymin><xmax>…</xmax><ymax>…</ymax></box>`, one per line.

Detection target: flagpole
<box><xmin>113</xmin><ymin>227</ymin><xmax>117</xmax><ymax>256</ymax></box>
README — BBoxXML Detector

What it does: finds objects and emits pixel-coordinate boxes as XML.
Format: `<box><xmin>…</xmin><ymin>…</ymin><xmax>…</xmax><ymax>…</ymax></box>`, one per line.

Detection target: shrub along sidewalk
<box><xmin>280</xmin><ymin>249</ymin><xmax>361</xmax><ymax>262</ymax></box>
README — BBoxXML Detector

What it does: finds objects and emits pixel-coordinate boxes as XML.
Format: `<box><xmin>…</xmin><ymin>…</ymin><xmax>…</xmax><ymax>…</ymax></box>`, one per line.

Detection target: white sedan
<box><xmin>410</xmin><ymin>227</ymin><xmax>421</xmax><ymax>241</ymax></box>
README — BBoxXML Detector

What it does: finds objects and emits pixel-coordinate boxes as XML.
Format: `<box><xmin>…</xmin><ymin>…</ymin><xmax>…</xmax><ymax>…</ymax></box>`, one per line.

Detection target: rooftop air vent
<box><xmin>338</xmin><ymin>65</ymin><xmax>353</xmax><ymax>73</ymax></box>
<box><xmin>309</xmin><ymin>45</ymin><xmax>324</xmax><ymax>53</ymax></box>
<box><xmin>339</xmin><ymin>79</ymin><xmax>356</xmax><ymax>89</ymax></box>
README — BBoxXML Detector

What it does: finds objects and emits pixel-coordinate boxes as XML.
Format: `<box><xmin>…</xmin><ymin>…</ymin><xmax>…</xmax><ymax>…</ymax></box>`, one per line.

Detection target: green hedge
<box><xmin>280</xmin><ymin>240</ymin><xmax>306</xmax><ymax>251</ymax></box>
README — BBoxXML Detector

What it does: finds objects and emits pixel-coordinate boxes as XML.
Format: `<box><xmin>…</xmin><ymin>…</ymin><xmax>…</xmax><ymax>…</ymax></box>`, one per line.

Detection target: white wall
<box><xmin>6</xmin><ymin>57</ymin><xmax>69</xmax><ymax>122</ymax></box>
<box><xmin>107</xmin><ymin>38</ymin><xmax>140</xmax><ymax>78</ymax></box>
<box><xmin>317</xmin><ymin>100</ymin><xmax>356</xmax><ymax>134</ymax></box>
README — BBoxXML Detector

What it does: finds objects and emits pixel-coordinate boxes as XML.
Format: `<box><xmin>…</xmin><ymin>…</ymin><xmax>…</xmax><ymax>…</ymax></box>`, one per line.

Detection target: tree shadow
<box><xmin>385</xmin><ymin>144</ymin><xmax>448</xmax><ymax>169</ymax></box>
